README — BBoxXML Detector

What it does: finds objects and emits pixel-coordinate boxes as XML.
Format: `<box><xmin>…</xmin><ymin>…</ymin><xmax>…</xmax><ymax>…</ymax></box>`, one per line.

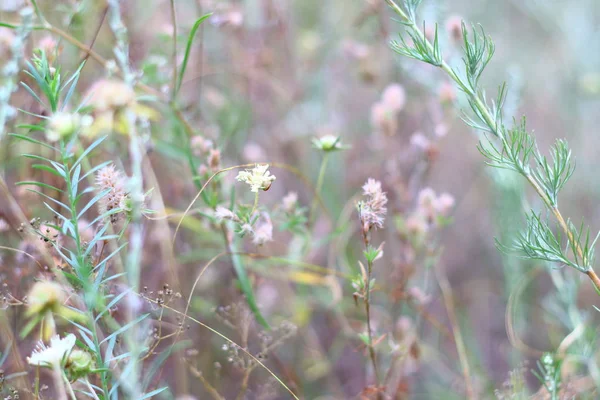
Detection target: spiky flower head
<box><xmin>358</xmin><ymin>178</ymin><xmax>388</xmax><ymax>231</ymax></box>
<box><xmin>236</xmin><ymin>164</ymin><xmax>276</xmax><ymax>192</ymax></box>
<box><xmin>27</xmin><ymin>334</ymin><xmax>76</xmax><ymax>368</ymax></box>
<box><xmin>96</xmin><ymin>165</ymin><xmax>129</xmax><ymax>223</ymax></box>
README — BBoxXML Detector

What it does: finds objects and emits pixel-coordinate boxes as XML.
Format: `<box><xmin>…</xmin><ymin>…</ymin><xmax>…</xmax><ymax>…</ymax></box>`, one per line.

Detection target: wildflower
<box><xmin>445</xmin><ymin>15</ymin><xmax>463</xmax><ymax>42</ymax></box>
<box><xmin>0</xmin><ymin>27</ymin><xmax>15</xmax><ymax>59</ymax></box>
<box><xmin>65</xmin><ymin>349</ymin><xmax>95</xmax><ymax>380</ymax></box>
<box><xmin>84</xmin><ymin>79</ymin><xmax>158</xmax><ymax>137</ymax></box>
<box><xmin>210</xmin><ymin>7</ymin><xmax>244</xmax><ymax>28</ymax></box>
<box><xmin>312</xmin><ymin>134</ymin><xmax>347</xmax><ymax>152</ymax></box>
<box><xmin>381</xmin><ymin>83</ymin><xmax>406</xmax><ymax>112</ymax></box>
<box><xmin>282</xmin><ymin>192</ymin><xmax>298</xmax><ymax>213</ymax></box>
<box><xmin>208</xmin><ymin>149</ymin><xmax>221</xmax><ymax>171</ymax></box>
<box><xmin>87</xmin><ymin>79</ymin><xmax>135</xmax><ymax>111</ymax></box>
<box><xmin>236</xmin><ymin>164</ymin><xmax>276</xmax><ymax>192</ymax></box>
<box><xmin>45</xmin><ymin>112</ymin><xmax>86</xmax><ymax>142</ymax></box>
<box><xmin>416</xmin><ymin>188</ymin><xmax>455</xmax><ymax>222</ymax></box>
<box><xmin>435</xmin><ymin>123</ymin><xmax>449</xmax><ymax>138</ymax></box>
<box><xmin>435</xmin><ymin>193</ymin><xmax>455</xmax><ymax>216</ymax></box>
<box><xmin>342</xmin><ymin>40</ymin><xmax>370</xmax><ymax>60</ymax></box>
<box><xmin>240</xmin><ymin>223</ymin><xmax>254</xmax><ymax>236</ymax></box>
<box><xmin>438</xmin><ymin>81</ymin><xmax>456</xmax><ymax>105</ymax></box>
<box><xmin>36</xmin><ymin>35</ymin><xmax>60</xmax><ymax>61</ymax></box>
<box><xmin>26</xmin><ymin>281</ymin><xmax>65</xmax><ymax>318</ymax></box>
<box><xmin>96</xmin><ymin>165</ymin><xmax>129</xmax><ymax>223</ymax></box>
<box><xmin>27</xmin><ymin>334</ymin><xmax>76</xmax><ymax>368</ymax></box>
<box><xmin>358</xmin><ymin>178</ymin><xmax>388</xmax><ymax>231</ymax></box>
<box><xmin>252</xmin><ymin>214</ymin><xmax>273</xmax><ymax>246</ymax></box>
<box><xmin>404</xmin><ymin>214</ymin><xmax>429</xmax><ymax>237</ymax></box>
<box><xmin>407</xmin><ymin>287</ymin><xmax>431</xmax><ymax>305</ymax></box>
<box><xmin>410</xmin><ymin>132</ymin><xmax>431</xmax><ymax>151</ymax></box>
<box><xmin>370</xmin><ymin>101</ymin><xmax>398</xmax><ymax>136</ymax></box>
<box><xmin>0</xmin><ymin>218</ymin><xmax>8</xmax><ymax>232</ymax></box>
<box><xmin>25</xmin><ymin>281</ymin><xmax>84</xmax><ymax>340</ymax></box>
<box><xmin>190</xmin><ymin>136</ymin><xmax>213</xmax><ymax>156</ymax></box>
<box><xmin>214</xmin><ymin>206</ymin><xmax>236</xmax><ymax>222</ymax></box>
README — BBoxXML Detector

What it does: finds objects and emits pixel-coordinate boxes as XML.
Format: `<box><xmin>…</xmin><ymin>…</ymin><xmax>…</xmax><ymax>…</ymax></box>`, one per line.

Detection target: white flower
<box><xmin>252</xmin><ymin>214</ymin><xmax>273</xmax><ymax>246</ymax></box>
<box><xmin>235</xmin><ymin>164</ymin><xmax>276</xmax><ymax>192</ymax></box>
<box><xmin>410</xmin><ymin>132</ymin><xmax>431</xmax><ymax>151</ymax></box>
<box><xmin>311</xmin><ymin>135</ymin><xmax>347</xmax><ymax>152</ymax></box>
<box><xmin>381</xmin><ymin>83</ymin><xmax>406</xmax><ymax>112</ymax></box>
<box><xmin>282</xmin><ymin>191</ymin><xmax>298</xmax><ymax>212</ymax></box>
<box><xmin>27</xmin><ymin>334</ymin><xmax>76</xmax><ymax>367</ymax></box>
<box><xmin>46</xmin><ymin>112</ymin><xmax>82</xmax><ymax>142</ymax></box>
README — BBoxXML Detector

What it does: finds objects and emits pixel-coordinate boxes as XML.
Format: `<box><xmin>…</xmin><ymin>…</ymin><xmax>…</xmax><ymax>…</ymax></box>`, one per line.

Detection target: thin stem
<box><xmin>309</xmin><ymin>153</ymin><xmax>330</xmax><ymax>226</ymax></box>
<box><xmin>84</xmin><ymin>377</ymin><xmax>101</xmax><ymax>400</ymax></box>
<box><xmin>364</xmin><ymin>257</ymin><xmax>381</xmax><ymax>391</ymax></box>
<box><xmin>433</xmin><ymin>260</ymin><xmax>475</xmax><ymax>400</ymax></box>
<box><xmin>51</xmin><ymin>365</ymin><xmax>68</xmax><ymax>400</ymax></box>
<box><xmin>62</xmin><ymin>372</ymin><xmax>77</xmax><ymax>400</ymax></box>
<box><xmin>250</xmin><ymin>191</ymin><xmax>260</xmax><ymax>216</ymax></box>
<box><xmin>169</xmin><ymin>0</ymin><xmax>178</xmax><ymax>100</ymax></box>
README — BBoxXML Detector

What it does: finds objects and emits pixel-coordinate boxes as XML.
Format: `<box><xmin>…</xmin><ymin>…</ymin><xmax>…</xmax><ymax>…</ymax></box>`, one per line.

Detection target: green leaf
<box><xmin>95</xmin><ymin>289</ymin><xmax>131</xmax><ymax>321</ymax></box>
<box><xmin>139</xmin><ymin>387</ymin><xmax>168</xmax><ymax>399</ymax></box>
<box><xmin>101</xmin><ymin>313</ymin><xmax>149</xmax><ymax>345</ymax></box>
<box><xmin>9</xmin><ymin>133</ymin><xmax>58</xmax><ymax>151</ymax></box>
<box><xmin>77</xmin><ymin>188</ymin><xmax>110</xmax><ymax>219</ymax></box>
<box><xmin>71</xmin><ymin>136</ymin><xmax>107</xmax><ymax>173</ymax></box>
<box><xmin>175</xmin><ymin>13</ymin><xmax>212</xmax><ymax>96</ymax></box>
<box><xmin>230</xmin><ymin>241</ymin><xmax>270</xmax><ymax>329</ymax></box>
<box><xmin>16</xmin><ymin>181</ymin><xmax>64</xmax><ymax>193</ymax></box>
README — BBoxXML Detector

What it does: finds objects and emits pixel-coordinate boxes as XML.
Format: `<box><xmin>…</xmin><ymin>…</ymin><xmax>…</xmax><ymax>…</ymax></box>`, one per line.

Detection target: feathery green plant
<box><xmin>385</xmin><ymin>0</ymin><xmax>600</xmax><ymax>294</ymax></box>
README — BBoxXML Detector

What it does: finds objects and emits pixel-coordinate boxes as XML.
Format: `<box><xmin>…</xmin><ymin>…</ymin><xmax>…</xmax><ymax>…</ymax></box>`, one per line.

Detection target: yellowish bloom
<box><xmin>83</xmin><ymin>79</ymin><xmax>158</xmax><ymax>137</ymax></box>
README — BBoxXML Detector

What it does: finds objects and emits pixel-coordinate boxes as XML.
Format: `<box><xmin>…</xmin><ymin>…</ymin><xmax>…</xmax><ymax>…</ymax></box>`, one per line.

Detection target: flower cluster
<box><xmin>45</xmin><ymin>112</ymin><xmax>92</xmax><ymax>142</ymax></box>
<box><xmin>85</xmin><ymin>79</ymin><xmax>157</xmax><ymax>137</ymax></box>
<box><xmin>358</xmin><ymin>178</ymin><xmax>388</xmax><ymax>231</ymax></box>
<box><xmin>191</xmin><ymin>135</ymin><xmax>222</xmax><ymax>175</ymax></box>
<box><xmin>371</xmin><ymin>84</ymin><xmax>406</xmax><ymax>136</ymax></box>
<box><xmin>236</xmin><ymin>164</ymin><xmax>276</xmax><ymax>192</ymax></box>
<box><xmin>401</xmin><ymin>188</ymin><xmax>455</xmax><ymax>240</ymax></box>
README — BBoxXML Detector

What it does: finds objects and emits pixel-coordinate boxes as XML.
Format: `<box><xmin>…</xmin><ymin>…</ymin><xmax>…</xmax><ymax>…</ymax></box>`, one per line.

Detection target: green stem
<box><xmin>386</xmin><ymin>0</ymin><xmax>600</xmax><ymax>295</ymax></box>
<box><xmin>62</xmin><ymin>371</ymin><xmax>77</xmax><ymax>400</ymax></box>
<box><xmin>364</xmin><ymin>257</ymin><xmax>381</xmax><ymax>392</ymax></box>
<box><xmin>250</xmin><ymin>191</ymin><xmax>259</xmax><ymax>216</ymax></box>
<box><xmin>309</xmin><ymin>153</ymin><xmax>330</xmax><ymax>226</ymax></box>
